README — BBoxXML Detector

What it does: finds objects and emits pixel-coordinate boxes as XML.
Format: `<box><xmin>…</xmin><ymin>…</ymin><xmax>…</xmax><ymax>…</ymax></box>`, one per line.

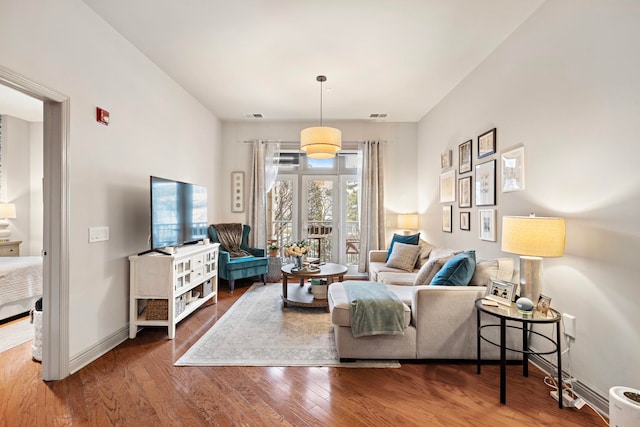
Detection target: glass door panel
<box><xmin>268</xmin><ymin>177</ymin><xmax>298</xmax><ymax>255</ymax></box>
<box><xmin>302</xmin><ymin>176</ymin><xmax>337</xmax><ymax>263</ymax></box>
<box><xmin>342</xmin><ymin>176</ymin><xmax>360</xmax><ymax>272</ymax></box>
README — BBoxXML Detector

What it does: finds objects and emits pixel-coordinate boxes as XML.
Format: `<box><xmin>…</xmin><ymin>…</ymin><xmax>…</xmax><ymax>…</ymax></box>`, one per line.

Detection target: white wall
<box><xmin>1</xmin><ymin>116</ymin><xmax>44</xmax><ymax>257</ymax></box>
<box><xmin>1</xmin><ymin>115</ymin><xmax>32</xmax><ymax>253</ymax></box>
<box><xmin>417</xmin><ymin>0</ymin><xmax>640</xmax><ymax>397</ymax></box>
<box><xmin>221</xmin><ymin>120</ymin><xmax>417</xmax><ymax>244</ymax></box>
<box><xmin>29</xmin><ymin>122</ymin><xmax>43</xmax><ymax>256</ymax></box>
<box><xmin>0</xmin><ymin>0</ymin><xmax>222</xmax><ymax>361</ymax></box>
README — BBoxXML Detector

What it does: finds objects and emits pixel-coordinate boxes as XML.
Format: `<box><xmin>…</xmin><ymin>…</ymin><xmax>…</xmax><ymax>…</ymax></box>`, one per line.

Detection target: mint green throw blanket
<box><xmin>344</xmin><ymin>281</ymin><xmax>405</xmax><ymax>338</ymax></box>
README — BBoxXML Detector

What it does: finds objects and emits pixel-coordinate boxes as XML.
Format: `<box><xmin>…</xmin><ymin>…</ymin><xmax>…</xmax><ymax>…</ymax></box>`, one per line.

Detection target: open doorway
<box><xmin>0</xmin><ymin>65</ymin><xmax>70</xmax><ymax>380</ymax></box>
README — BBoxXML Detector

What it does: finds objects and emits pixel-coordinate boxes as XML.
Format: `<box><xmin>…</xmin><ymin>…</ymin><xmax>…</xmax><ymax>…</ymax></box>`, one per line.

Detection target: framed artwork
<box><xmin>458</xmin><ymin>139</ymin><xmax>472</xmax><ymax>174</ymax></box>
<box><xmin>231</xmin><ymin>171</ymin><xmax>244</xmax><ymax>212</ymax></box>
<box><xmin>478</xmin><ymin>128</ymin><xmax>496</xmax><ymax>158</ymax></box>
<box><xmin>441</xmin><ymin>150</ymin><xmax>452</xmax><ymax>169</ymax></box>
<box><xmin>442</xmin><ymin>205</ymin><xmax>452</xmax><ymax>233</ymax></box>
<box><xmin>439</xmin><ymin>169</ymin><xmax>456</xmax><ymax>203</ymax></box>
<box><xmin>501</xmin><ymin>146</ymin><xmax>526</xmax><ymax>192</ymax></box>
<box><xmin>486</xmin><ymin>280</ymin><xmax>516</xmax><ymax>306</ymax></box>
<box><xmin>478</xmin><ymin>209</ymin><xmax>496</xmax><ymax>241</ymax></box>
<box><xmin>475</xmin><ymin>159</ymin><xmax>496</xmax><ymax>206</ymax></box>
<box><xmin>458</xmin><ymin>176</ymin><xmax>472</xmax><ymax>208</ymax></box>
<box><xmin>537</xmin><ymin>294</ymin><xmax>552</xmax><ymax>315</ymax></box>
<box><xmin>460</xmin><ymin>212</ymin><xmax>470</xmax><ymax>231</ymax></box>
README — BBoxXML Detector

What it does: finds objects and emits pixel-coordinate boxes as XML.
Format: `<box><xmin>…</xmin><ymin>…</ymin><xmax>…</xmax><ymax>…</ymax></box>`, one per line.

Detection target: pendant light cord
<box><xmin>317</xmin><ymin>75</ymin><xmax>327</xmax><ymax>127</ymax></box>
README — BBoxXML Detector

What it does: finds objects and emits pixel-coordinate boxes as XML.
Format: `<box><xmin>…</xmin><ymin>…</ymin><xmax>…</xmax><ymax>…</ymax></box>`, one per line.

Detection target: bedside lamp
<box><xmin>0</xmin><ymin>203</ymin><xmax>17</xmax><ymax>242</ymax></box>
<box><xmin>501</xmin><ymin>215</ymin><xmax>565</xmax><ymax>301</ymax></box>
<box><xmin>397</xmin><ymin>213</ymin><xmax>418</xmax><ymax>236</ymax></box>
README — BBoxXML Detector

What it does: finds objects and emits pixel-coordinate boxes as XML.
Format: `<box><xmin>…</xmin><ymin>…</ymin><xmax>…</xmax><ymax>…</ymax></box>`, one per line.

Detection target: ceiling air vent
<box><xmin>244</xmin><ymin>113</ymin><xmax>264</xmax><ymax>119</ymax></box>
<box><xmin>369</xmin><ymin>113</ymin><xmax>388</xmax><ymax>118</ymax></box>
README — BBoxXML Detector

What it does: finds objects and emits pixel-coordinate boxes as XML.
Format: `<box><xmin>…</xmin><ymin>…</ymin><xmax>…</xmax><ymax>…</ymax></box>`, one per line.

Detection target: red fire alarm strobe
<box><xmin>96</xmin><ymin>107</ymin><xmax>110</xmax><ymax>126</ymax></box>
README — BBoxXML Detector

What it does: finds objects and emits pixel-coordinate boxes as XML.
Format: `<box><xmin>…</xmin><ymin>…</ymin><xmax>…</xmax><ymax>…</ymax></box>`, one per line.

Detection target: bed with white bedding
<box><xmin>0</xmin><ymin>256</ymin><xmax>43</xmax><ymax>321</ymax></box>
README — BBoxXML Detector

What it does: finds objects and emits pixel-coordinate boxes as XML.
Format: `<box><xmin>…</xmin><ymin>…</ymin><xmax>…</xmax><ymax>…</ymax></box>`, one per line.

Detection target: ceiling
<box><xmin>80</xmin><ymin>0</ymin><xmax>543</xmax><ymax>123</ymax></box>
<box><xmin>2</xmin><ymin>1</ymin><xmax>544</xmax><ymax>124</ymax></box>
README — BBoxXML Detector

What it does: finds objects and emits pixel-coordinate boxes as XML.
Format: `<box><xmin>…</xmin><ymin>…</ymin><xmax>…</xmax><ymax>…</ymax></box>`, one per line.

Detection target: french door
<box><xmin>269</xmin><ymin>173</ymin><xmax>360</xmax><ymax>274</ymax></box>
<box><xmin>301</xmin><ymin>175</ymin><xmax>338</xmax><ymax>263</ymax></box>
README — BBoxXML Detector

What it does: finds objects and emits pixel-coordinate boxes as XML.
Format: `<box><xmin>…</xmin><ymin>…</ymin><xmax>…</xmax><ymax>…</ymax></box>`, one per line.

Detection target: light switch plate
<box><xmin>89</xmin><ymin>226</ymin><xmax>109</xmax><ymax>243</ymax></box>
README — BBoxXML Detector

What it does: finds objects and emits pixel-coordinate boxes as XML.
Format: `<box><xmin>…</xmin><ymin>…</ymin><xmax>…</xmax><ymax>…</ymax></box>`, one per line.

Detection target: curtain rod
<box><xmin>241</xmin><ymin>140</ymin><xmax>386</xmax><ymax>144</ymax></box>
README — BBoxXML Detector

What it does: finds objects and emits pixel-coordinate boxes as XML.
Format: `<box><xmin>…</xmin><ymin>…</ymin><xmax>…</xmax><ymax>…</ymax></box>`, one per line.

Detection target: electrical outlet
<box><xmin>89</xmin><ymin>226</ymin><xmax>109</xmax><ymax>243</ymax></box>
<box><xmin>563</xmin><ymin>313</ymin><xmax>576</xmax><ymax>338</ymax></box>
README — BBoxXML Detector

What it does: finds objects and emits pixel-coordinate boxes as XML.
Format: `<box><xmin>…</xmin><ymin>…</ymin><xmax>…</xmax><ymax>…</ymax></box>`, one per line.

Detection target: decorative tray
<box><xmin>291</xmin><ymin>265</ymin><xmax>321</xmax><ymax>273</ymax></box>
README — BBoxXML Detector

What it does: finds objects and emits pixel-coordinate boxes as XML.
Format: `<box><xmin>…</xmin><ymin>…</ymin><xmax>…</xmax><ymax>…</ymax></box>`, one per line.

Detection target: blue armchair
<box><xmin>208</xmin><ymin>224</ymin><xmax>268</xmax><ymax>293</ymax></box>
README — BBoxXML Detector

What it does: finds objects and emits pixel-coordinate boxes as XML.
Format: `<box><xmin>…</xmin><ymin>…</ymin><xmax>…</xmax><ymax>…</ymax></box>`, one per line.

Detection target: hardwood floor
<box><xmin>1</xmin><ymin>281</ymin><xmax>607</xmax><ymax>426</ymax></box>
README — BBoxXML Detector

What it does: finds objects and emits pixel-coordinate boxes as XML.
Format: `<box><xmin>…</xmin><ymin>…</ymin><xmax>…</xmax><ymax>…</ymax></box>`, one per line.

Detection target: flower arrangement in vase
<box><xmin>285</xmin><ymin>240</ymin><xmax>309</xmax><ymax>269</ymax></box>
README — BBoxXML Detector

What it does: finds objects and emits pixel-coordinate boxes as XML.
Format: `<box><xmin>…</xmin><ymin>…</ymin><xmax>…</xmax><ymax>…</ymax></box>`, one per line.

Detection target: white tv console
<box><xmin>129</xmin><ymin>242</ymin><xmax>219</xmax><ymax>339</ymax></box>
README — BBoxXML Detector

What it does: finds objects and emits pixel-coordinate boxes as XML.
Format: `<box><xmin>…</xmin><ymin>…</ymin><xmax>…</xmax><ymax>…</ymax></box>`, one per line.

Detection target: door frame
<box><xmin>0</xmin><ymin>65</ymin><xmax>70</xmax><ymax>380</ymax></box>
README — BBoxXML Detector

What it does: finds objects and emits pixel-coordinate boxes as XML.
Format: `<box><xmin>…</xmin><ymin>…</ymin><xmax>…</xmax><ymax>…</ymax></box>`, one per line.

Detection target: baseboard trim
<box><xmin>529</xmin><ymin>354</ymin><xmax>609</xmax><ymax>418</ymax></box>
<box><xmin>69</xmin><ymin>326</ymin><xmax>129</xmax><ymax>374</ymax></box>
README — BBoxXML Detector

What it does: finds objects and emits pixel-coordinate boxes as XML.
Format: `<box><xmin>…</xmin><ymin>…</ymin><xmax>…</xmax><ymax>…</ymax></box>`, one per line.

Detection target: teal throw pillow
<box><xmin>387</xmin><ymin>233</ymin><xmax>420</xmax><ymax>260</ymax></box>
<box><xmin>430</xmin><ymin>250</ymin><xmax>476</xmax><ymax>286</ymax></box>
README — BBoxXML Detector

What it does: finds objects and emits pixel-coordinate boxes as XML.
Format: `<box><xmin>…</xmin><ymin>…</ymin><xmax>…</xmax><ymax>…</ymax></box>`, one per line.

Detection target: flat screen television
<box><xmin>148</xmin><ymin>176</ymin><xmax>207</xmax><ymax>253</ymax></box>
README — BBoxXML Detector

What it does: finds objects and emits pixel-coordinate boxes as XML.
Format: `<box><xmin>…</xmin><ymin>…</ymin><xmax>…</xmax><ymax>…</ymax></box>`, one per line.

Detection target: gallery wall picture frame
<box><xmin>231</xmin><ymin>171</ymin><xmax>244</xmax><ymax>213</ymax></box>
<box><xmin>442</xmin><ymin>205</ymin><xmax>452</xmax><ymax>233</ymax></box>
<box><xmin>458</xmin><ymin>139</ymin><xmax>472</xmax><ymax>174</ymax></box>
<box><xmin>478</xmin><ymin>209</ymin><xmax>496</xmax><ymax>241</ymax></box>
<box><xmin>475</xmin><ymin>159</ymin><xmax>496</xmax><ymax>206</ymax></box>
<box><xmin>501</xmin><ymin>146</ymin><xmax>526</xmax><ymax>192</ymax></box>
<box><xmin>441</xmin><ymin>150</ymin><xmax>452</xmax><ymax>169</ymax></box>
<box><xmin>458</xmin><ymin>176</ymin><xmax>472</xmax><ymax>208</ymax></box>
<box><xmin>439</xmin><ymin>169</ymin><xmax>456</xmax><ymax>203</ymax></box>
<box><xmin>460</xmin><ymin>212</ymin><xmax>471</xmax><ymax>231</ymax></box>
<box><xmin>486</xmin><ymin>280</ymin><xmax>516</xmax><ymax>306</ymax></box>
<box><xmin>478</xmin><ymin>128</ymin><xmax>497</xmax><ymax>158</ymax></box>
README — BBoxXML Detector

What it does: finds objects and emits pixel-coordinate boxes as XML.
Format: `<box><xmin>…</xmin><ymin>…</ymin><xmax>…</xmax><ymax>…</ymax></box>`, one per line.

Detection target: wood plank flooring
<box><xmin>1</xmin><ymin>281</ymin><xmax>608</xmax><ymax>426</ymax></box>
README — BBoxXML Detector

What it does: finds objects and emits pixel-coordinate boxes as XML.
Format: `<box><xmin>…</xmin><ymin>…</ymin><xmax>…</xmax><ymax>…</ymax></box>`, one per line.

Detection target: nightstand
<box><xmin>0</xmin><ymin>240</ymin><xmax>21</xmax><ymax>256</ymax></box>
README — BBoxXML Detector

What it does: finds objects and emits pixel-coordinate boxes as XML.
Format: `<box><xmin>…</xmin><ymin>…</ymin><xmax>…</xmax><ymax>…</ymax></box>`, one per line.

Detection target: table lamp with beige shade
<box><xmin>501</xmin><ymin>215</ymin><xmax>566</xmax><ymax>301</ymax></box>
<box><xmin>0</xmin><ymin>203</ymin><xmax>16</xmax><ymax>242</ymax></box>
<box><xmin>397</xmin><ymin>213</ymin><xmax>418</xmax><ymax>236</ymax></box>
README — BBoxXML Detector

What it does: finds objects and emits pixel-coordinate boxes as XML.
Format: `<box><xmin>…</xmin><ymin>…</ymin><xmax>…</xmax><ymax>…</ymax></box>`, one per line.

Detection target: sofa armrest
<box><xmin>368</xmin><ymin>250</ymin><xmax>387</xmax><ymax>264</ymax></box>
<box><xmin>411</xmin><ymin>286</ymin><xmax>521</xmax><ymax>359</ymax></box>
<box><xmin>412</xmin><ymin>286</ymin><xmax>487</xmax><ymax>359</ymax></box>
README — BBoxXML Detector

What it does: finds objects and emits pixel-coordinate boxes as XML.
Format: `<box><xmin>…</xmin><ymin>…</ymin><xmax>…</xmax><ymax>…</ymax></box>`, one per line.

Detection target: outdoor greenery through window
<box><xmin>268</xmin><ymin>150</ymin><xmax>361</xmax><ymax>271</ymax></box>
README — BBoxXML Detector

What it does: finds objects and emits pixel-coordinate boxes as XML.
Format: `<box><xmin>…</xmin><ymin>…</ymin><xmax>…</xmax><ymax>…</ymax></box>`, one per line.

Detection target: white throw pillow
<box><xmin>414</xmin><ymin>240</ymin><xmax>436</xmax><ymax>269</ymax></box>
<box><xmin>469</xmin><ymin>258</ymin><xmax>515</xmax><ymax>286</ymax></box>
<box><xmin>413</xmin><ymin>255</ymin><xmax>452</xmax><ymax>285</ymax></box>
<box><xmin>469</xmin><ymin>259</ymin><xmax>499</xmax><ymax>286</ymax></box>
<box><xmin>385</xmin><ymin>242</ymin><xmax>421</xmax><ymax>272</ymax></box>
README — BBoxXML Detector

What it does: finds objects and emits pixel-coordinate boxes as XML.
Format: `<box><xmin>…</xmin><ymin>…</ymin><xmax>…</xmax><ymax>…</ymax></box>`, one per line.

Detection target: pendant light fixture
<box><xmin>300</xmin><ymin>75</ymin><xmax>342</xmax><ymax>159</ymax></box>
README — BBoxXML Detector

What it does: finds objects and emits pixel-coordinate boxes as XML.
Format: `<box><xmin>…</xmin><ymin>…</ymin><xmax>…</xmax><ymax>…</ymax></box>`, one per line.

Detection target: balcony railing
<box><xmin>270</xmin><ymin>220</ymin><xmax>360</xmax><ymax>265</ymax></box>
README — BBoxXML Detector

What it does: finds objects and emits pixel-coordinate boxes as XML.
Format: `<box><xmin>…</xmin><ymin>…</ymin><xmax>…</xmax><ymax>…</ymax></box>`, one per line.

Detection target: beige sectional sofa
<box><xmin>328</xmin><ymin>246</ymin><xmax>522</xmax><ymax>361</ymax></box>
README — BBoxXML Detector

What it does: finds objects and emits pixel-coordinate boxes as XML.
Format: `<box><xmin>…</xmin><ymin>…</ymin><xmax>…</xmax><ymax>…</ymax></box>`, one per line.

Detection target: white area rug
<box><xmin>176</xmin><ymin>283</ymin><xmax>399</xmax><ymax>368</ymax></box>
<box><xmin>0</xmin><ymin>318</ymin><xmax>33</xmax><ymax>353</ymax></box>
